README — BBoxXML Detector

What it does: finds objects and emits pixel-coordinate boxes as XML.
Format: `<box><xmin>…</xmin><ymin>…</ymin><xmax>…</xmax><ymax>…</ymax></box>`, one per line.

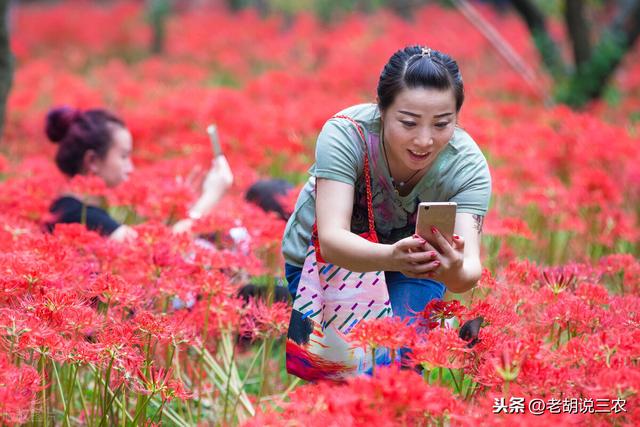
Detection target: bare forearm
<box><xmin>189</xmin><ymin>186</ymin><xmax>226</xmax><ymax>217</ymax></box>
<box><xmin>318</xmin><ymin>229</ymin><xmax>393</xmax><ymax>272</ymax></box>
<box><xmin>442</xmin><ymin>257</ymin><xmax>482</xmax><ymax>293</ymax></box>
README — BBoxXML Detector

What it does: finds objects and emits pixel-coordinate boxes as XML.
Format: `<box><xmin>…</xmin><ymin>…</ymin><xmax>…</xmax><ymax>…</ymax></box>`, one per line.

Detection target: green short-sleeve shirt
<box><xmin>282</xmin><ymin>103</ymin><xmax>492</xmax><ymax>267</ymax></box>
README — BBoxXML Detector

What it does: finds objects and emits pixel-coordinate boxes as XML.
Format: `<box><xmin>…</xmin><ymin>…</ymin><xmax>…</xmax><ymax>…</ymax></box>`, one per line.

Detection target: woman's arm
<box><xmin>428</xmin><ymin>212</ymin><xmax>484</xmax><ymax>293</ymax></box>
<box><xmin>316</xmin><ymin>178</ymin><xmax>439</xmax><ymax>275</ymax></box>
<box><xmin>172</xmin><ymin>155</ymin><xmax>234</xmax><ymax>234</ymax></box>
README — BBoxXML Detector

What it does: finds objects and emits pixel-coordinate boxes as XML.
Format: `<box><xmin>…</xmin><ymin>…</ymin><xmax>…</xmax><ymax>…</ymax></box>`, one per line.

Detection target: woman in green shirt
<box><xmin>282</xmin><ymin>45</ymin><xmax>492</xmax><ymax>321</ymax></box>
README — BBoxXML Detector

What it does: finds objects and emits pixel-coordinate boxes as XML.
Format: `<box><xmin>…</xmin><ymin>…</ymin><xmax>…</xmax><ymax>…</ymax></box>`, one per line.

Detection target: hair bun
<box><xmin>45</xmin><ymin>106</ymin><xmax>80</xmax><ymax>143</ymax></box>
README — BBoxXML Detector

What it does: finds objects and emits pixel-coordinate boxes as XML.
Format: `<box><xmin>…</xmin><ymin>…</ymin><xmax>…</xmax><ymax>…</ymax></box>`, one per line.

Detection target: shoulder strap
<box><xmin>311</xmin><ymin>115</ymin><xmax>377</xmax><ymax>259</ymax></box>
<box><xmin>331</xmin><ymin>115</ymin><xmax>375</xmax><ymax>234</ymax></box>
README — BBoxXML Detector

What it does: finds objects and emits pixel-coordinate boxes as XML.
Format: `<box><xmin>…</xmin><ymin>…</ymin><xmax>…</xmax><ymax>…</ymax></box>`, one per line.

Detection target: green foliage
<box><xmin>554</xmin><ymin>30</ymin><xmax>628</xmax><ymax>108</ymax></box>
<box><xmin>146</xmin><ymin>0</ymin><xmax>171</xmax><ymax>54</ymax></box>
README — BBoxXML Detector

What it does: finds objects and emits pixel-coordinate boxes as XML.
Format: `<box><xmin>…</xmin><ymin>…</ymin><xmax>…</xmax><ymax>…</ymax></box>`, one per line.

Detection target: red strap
<box><xmin>312</xmin><ymin>115</ymin><xmax>378</xmax><ymax>258</ymax></box>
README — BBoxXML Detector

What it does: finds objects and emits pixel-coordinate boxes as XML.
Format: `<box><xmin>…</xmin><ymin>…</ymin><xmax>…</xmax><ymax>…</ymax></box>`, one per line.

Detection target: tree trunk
<box><xmin>0</xmin><ymin>0</ymin><xmax>13</xmax><ymax>141</ymax></box>
<box><xmin>565</xmin><ymin>0</ymin><xmax>592</xmax><ymax>66</ymax></box>
<box><xmin>509</xmin><ymin>0</ymin><xmax>567</xmax><ymax>79</ymax></box>
<box><xmin>510</xmin><ymin>0</ymin><xmax>640</xmax><ymax>108</ymax></box>
<box><xmin>559</xmin><ymin>0</ymin><xmax>640</xmax><ymax>106</ymax></box>
<box><xmin>147</xmin><ymin>0</ymin><xmax>171</xmax><ymax>55</ymax></box>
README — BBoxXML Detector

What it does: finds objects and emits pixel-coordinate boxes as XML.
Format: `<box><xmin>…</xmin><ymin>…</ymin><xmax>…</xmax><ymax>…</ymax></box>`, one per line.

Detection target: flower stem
<box><xmin>51</xmin><ymin>362</ymin><xmax>67</xmax><ymax>419</ymax></box>
<box><xmin>448</xmin><ymin>368</ymin><xmax>461</xmax><ymax>394</ymax></box>
<box><xmin>39</xmin><ymin>354</ymin><xmax>48</xmax><ymax>427</ymax></box>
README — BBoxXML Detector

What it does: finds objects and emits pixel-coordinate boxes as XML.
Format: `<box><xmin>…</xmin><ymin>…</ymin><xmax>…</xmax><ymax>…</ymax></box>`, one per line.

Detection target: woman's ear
<box><xmin>82</xmin><ymin>149</ymin><xmax>99</xmax><ymax>174</ymax></box>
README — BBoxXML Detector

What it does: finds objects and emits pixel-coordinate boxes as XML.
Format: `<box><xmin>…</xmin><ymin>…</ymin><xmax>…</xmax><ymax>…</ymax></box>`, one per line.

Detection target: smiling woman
<box><xmin>282</xmin><ymin>45</ymin><xmax>492</xmax><ymax>321</ymax></box>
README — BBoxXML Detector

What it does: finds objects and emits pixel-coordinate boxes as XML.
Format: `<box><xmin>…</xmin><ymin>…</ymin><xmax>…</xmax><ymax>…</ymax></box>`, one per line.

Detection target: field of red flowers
<box><xmin>0</xmin><ymin>1</ymin><xmax>639</xmax><ymax>426</ymax></box>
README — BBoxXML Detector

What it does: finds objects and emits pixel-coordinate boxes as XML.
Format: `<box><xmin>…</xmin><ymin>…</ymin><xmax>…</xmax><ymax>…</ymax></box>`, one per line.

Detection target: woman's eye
<box><xmin>435</xmin><ymin>122</ymin><xmax>450</xmax><ymax>129</ymax></box>
<box><xmin>400</xmin><ymin>121</ymin><xmax>416</xmax><ymax>128</ymax></box>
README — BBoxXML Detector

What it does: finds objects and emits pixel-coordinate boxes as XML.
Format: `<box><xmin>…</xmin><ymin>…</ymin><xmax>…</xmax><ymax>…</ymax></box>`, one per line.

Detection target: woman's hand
<box><xmin>390</xmin><ymin>235</ymin><xmax>441</xmax><ymax>279</ymax></box>
<box><xmin>110</xmin><ymin>225</ymin><xmax>138</xmax><ymax>242</ymax></box>
<box><xmin>425</xmin><ymin>227</ymin><xmax>465</xmax><ymax>281</ymax></box>
<box><xmin>182</xmin><ymin>156</ymin><xmax>234</xmax><ymax>227</ymax></box>
<box><xmin>202</xmin><ymin>155</ymin><xmax>233</xmax><ymax>194</ymax></box>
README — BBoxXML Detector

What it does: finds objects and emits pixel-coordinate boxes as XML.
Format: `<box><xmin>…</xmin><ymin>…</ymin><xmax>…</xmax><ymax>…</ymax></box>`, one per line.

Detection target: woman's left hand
<box><xmin>421</xmin><ymin>226</ymin><xmax>465</xmax><ymax>280</ymax></box>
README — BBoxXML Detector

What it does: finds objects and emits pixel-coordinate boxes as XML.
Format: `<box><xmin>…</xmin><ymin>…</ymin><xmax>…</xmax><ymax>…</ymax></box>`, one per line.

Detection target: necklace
<box><xmin>381</xmin><ymin>137</ymin><xmax>422</xmax><ymax>195</ymax></box>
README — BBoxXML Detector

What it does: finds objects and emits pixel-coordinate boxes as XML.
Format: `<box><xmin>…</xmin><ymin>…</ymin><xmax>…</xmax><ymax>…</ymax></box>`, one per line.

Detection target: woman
<box><xmin>281</xmin><ymin>45</ymin><xmax>492</xmax><ymax>321</ymax></box>
<box><xmin>44</xmin><ymin>106</ymin><xmax>234</xmax><ymax>241</ymax></box>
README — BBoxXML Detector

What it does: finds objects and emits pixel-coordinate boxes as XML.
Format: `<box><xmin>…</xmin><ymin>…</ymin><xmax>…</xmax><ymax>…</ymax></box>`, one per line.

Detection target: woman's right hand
<box><xmin>202</xmin><ymin>155</ymin><xmax>233</xmax><ymax>194</ymax></box>
<box><xmin>390</xmin><ymin>235</ymin><xmax>440</xmax><ymax>279</ymax></box>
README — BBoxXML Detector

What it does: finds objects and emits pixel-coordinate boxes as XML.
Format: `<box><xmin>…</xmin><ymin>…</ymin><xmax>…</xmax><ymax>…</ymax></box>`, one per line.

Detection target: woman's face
<box><xmin>92</xmin><ymin>125</ymin><xmax>134</xmax><ymax>188</ymax></box>
<box><xmin>380</xmin><ymin>86</ymin><xmax>457</xmax><ymax>175</ymax></box>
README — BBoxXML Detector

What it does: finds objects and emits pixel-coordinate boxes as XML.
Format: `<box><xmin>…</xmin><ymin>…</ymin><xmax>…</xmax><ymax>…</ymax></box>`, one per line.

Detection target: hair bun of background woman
<box><xmin>45</xmin><ymin>106</ymin><xmax>81</xmax><ymax>143</ymax></box>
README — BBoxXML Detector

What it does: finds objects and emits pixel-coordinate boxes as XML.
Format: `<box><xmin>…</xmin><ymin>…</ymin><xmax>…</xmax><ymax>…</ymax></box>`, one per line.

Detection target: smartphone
<box><xmin>415</xmin><ymin>202</ymin><xmax>457</xmax><ymax>249</ymax></box>
<box><xmin>207</xmin><ymin>124</ymin><xmax>223</xmax><ymax>157</ymax></box>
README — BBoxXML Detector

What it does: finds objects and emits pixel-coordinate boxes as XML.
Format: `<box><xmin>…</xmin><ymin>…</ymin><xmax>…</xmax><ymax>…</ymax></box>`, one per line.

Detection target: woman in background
<box><xmin>44</xmin><ymin>106</ymin><xmax>234</xmax><ymax>241</ymax></box>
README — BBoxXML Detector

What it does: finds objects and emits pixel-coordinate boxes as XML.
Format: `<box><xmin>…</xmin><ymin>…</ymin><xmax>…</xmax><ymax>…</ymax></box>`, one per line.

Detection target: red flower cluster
<box><xmin>0</xmin><ymin>1</ymin><xmax>638</xmax><ymax>425</ymax></box>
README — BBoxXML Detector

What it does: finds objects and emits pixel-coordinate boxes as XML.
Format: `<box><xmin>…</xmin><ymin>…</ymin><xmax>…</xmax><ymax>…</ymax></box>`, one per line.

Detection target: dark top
<box><xmin>45</xmin><ymin>196</ymin><xmax>121</xmax><ymax>236</ymax></box>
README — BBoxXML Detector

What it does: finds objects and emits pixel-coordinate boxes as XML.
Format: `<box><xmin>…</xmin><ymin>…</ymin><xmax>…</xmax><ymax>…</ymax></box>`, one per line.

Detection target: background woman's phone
<box><xmin>207</xmin><ymin>124</ymin><xmax>223</xmax><ymax>157</ymax></box>
<box><xmin>415</xmin><ymin>202</ymin><xmax>457</xmax><ymax>249</ymax></box>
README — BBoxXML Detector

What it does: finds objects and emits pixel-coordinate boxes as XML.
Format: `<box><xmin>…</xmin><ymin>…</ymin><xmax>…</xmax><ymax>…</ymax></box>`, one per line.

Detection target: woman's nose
<box><xmin>415</xmin><ymin>128</ymin><xmax>433</xmax><ymax>147</ymax></box>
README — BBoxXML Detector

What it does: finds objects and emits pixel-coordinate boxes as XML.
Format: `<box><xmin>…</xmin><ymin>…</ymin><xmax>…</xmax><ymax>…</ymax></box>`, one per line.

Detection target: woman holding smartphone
<box><xmin>44</xmin><ymin>107</ymin><xmax>234</xmax><ymax>241</ymax></box>
<box><xmin>281</xmin><ymin>45</ymin><xmax>492</xmax><ymax>321</ymax></box>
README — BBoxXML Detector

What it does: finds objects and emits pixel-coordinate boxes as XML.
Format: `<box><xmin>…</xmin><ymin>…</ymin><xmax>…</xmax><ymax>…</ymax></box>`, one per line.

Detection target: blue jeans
<box><xmin>284</xmin><ymin>263</ymin><xmax>446</xmax><ymax>322</ymax></box>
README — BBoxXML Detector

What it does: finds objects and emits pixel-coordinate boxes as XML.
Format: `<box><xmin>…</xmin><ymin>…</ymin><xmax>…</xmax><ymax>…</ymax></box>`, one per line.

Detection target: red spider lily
<box><xmin>135</xmin><ymin>366</ymin><xmax>191</xmax><ymax>402</ymax></box>
<box><xmin>417</xmin><ymin>299</ymin><xmax>466</xmax><ymax>330</ymax></box>
<box><xmin>408</xmin><ymin>327</ymin><xmax>471</xmax><ymax>371</ymax></box>
<box><xmin>0</xmin><ymin>353</ymin><xmax>41</xmax><ymax>424</ymax></box>
<box><xmin>246</xmin><ymin>366</ymin><xmax>461</xmax><ymax>426</ymax></box>
<box><xmin>239</xmin><ymin>298</ymin><xmax>291</xmax><ymax>342</ymax></box>
<box><xmin>348</xmin><ymin>316</ymin><xmax>420</xmax><ymax>352</ymax></box>
<box><xmin>0</xmin><ymin>1</ymin><xmax>638</xmax><ymax>424</ymax></box>
<box><xmin>484</xmin><ymin>216</ymin><xmax>534</xmax><ymax>239</ymax></box>
<box><xmin>476</xmin><ymin>339</ymin><xmax>527</xmax><ymax>387</ymax></box>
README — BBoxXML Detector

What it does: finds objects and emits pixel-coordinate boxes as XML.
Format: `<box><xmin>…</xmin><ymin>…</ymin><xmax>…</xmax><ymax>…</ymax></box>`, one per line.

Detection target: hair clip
<box><xmin>421</xmin><ymin>47</ymin><xmax>432</xmax><ymax>58</ymax></box>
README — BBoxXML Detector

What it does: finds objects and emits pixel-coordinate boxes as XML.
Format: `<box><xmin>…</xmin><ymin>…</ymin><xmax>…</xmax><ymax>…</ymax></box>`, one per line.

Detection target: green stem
<box><xmin>195</xmin><ymin>293</ymin><xmax>213</xmax><ymax>423</ymax></box>
<box><xmin>88</xmin><ymin>366</ymin><xmax>133</xmax><ymax>424</ymax></box>
<box><xmin>172</xmin><ymin>345</ymin><xmax>192</xmax><ymax>423</ymax></box>
<box><xmin>131</xmin><ymin>394</ymin><xmax>153</xmax><ymax>426</ymax></box>
<box><xmin>231</xmin><ymin>341</ymin><xmax>265</xmax><ymax>416</ymax></box>
<box><xmin>121</xmin><ymin>387</ymin><xmax>127</xmax><ymax>427</ymax></box>
<box><xmin>90</xmin><ymin>367</ymin><xmax>100</xmax><ymax>425</ymax></box>
<box><xmin>99</xmin><ymin>384</ymin><xmax>124</xmax><ymax>427</ymax></box>
<box><xmin>423</xmin><ymin>365</ymin><xmax>431</xmax><ymax>384</ymax></box>
<box><xmin>51</xmin><ymin>362</ymin><xmax>67</xmax><ymax>419</ymax></box>
<box><xmin>258</xmin><ymin>338</ymin><xmax>274</xmax><ymax>397</ymax></box>
<box><xmin>448</xmin><ymin>368</ymin><xmax>461</xmax><ymax>394</ymax></box>
<box><xmin>150</xmin><ymin>398</ymin><xmax>166</xmax><ymax>423</ymax></box>
<box><xmin>101</xmin><ymin>356</ymin><xmax>115</xmax><ymax>424</ymax></box>
<box><xmin>63</xmin><ymin>364</ymin><xmax>78</xmax><ymax>427</ymax></box>
<box><xmin>222</xmin><ymin>338</ymin><xmax>238</xmax><ymax>423</ymax></box>
<box><xmin>75</xmin><ymin>368</ymin><xmax>89</xmax><ymax>422</ymax></box>
<box><xmin>135</xmin><ymin>335</ymin><xmax>153</xmax><ymax>423</ymax></box>
<box><xmin>149</xmin><ymin>398</ymin><xmax>190</xmax><ymax>427</ymax></box>
<box><xmin>39</xmin><ymin>354</ymin><xmax>48</xmax><ymax>427</ymax></box>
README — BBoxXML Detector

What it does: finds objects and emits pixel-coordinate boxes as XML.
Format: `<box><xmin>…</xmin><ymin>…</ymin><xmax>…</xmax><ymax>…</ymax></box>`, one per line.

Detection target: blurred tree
<box><xmin>147</xmin><ymin>0</ymin><xmax>171</xmax><ymax>54</ymax></box>
<box><xmin>509</xmin><ymin>0</ymin><xmax>640</xmax><ymax>108</ymax></box>
<box><xmin>0</xmin><ymin>0</ymin><xmax>13</xmax><ymax>140</ymax></box>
